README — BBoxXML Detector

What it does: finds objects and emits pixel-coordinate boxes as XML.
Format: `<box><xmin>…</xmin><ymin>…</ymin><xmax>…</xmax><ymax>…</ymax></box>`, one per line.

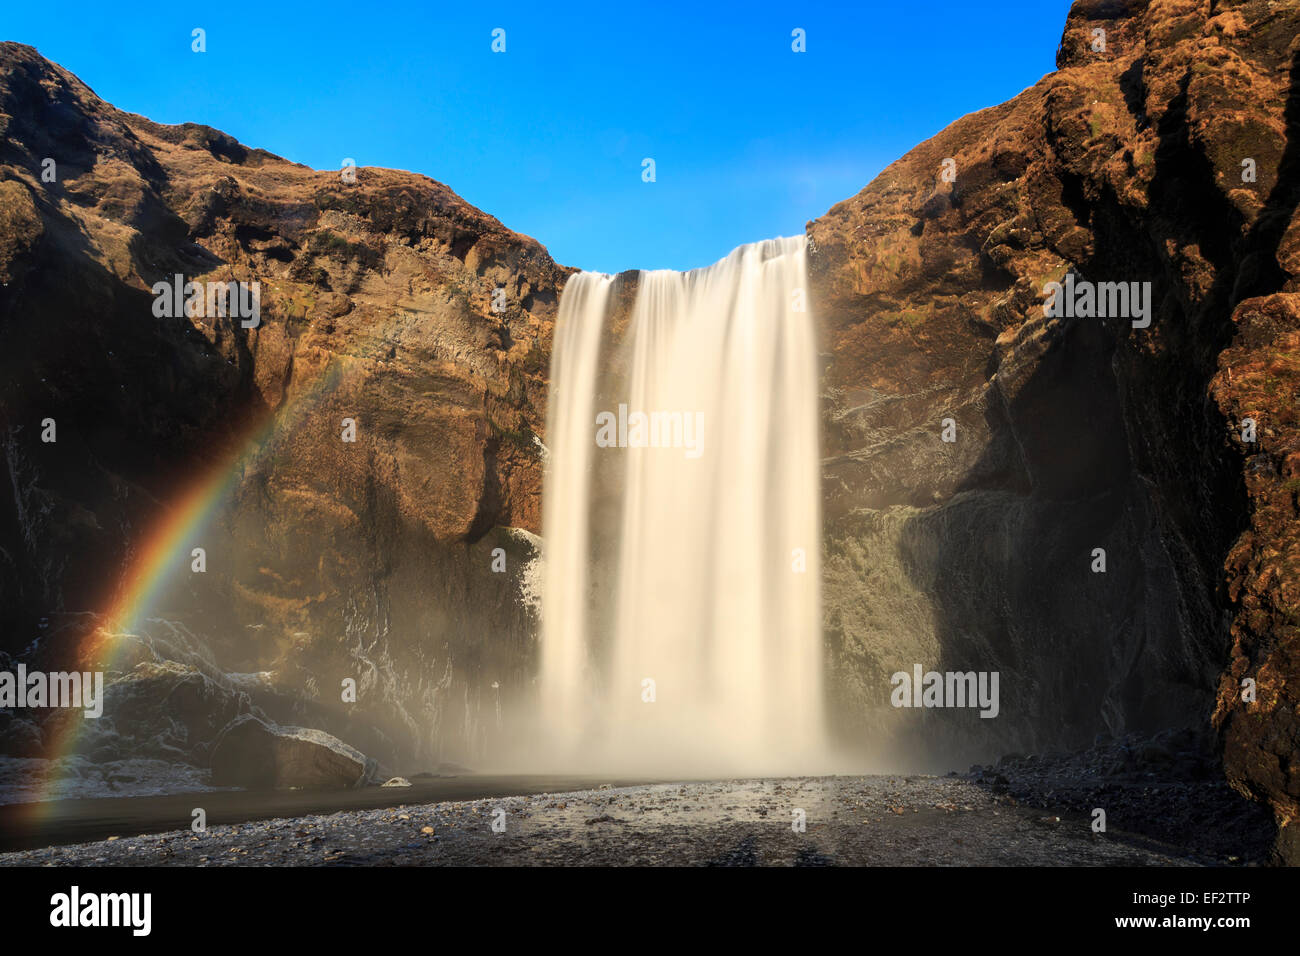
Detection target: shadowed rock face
<box><xmin>0</xmin><ymin>40</ymin><xmax>567</xmax><ymax>770</ymax></box>
<box><xmin>809</xmin><ymin>0</ymin><xmax>1300</xmax><ymax>857</ymax></box>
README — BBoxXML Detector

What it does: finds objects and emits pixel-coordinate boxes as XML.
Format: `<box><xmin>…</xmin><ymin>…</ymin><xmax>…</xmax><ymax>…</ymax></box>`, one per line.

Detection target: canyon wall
<box><xmin>809</xmin><ymin>0</ymin><xmax>1298</xmax><ymax>856</ymax></box>
<box><xmin>0</xmin><ymin>40</ymin><xmax>566</xmax><ymax>770</ymax></box>
<box><xmin>0</xmin><ymin>0</ymin><xmax>1297</xmax><ymax>858</ymax></box>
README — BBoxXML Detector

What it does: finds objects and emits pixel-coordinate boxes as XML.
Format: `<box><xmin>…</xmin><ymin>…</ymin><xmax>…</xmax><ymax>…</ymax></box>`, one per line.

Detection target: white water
<box><xmin>536</xmin><ymin>236</ymin><xmax>829</xmax><ymax>776</ymax></box>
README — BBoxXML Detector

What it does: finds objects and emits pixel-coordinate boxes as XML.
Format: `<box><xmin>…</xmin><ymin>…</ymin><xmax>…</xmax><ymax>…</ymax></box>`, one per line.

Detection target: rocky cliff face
<box><xmin>809</xmin><ymin>0</ymin><xmax>1299</xmax><ymax>859</ymax></box>
<box><xmin>0</xmin><ymin>40</ymin><xmax>566</xmax><ymax>771</ymax></box>
<box><xmin>0</xmin><ymin>0</ymin><xmax>1296</xmax><ymax>860</ymax></box>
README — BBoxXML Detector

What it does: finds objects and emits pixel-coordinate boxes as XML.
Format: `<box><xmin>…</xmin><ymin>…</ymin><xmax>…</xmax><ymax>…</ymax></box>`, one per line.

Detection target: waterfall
<box><xmin>538</xmin><ymin>236</ymin><xmax>828</xmax><ymax>775</ymax></box>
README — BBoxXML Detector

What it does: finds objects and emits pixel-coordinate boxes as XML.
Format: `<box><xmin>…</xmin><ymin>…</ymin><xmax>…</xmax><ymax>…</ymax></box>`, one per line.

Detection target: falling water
<box><xmin>538</xmin><ymin>236</ymin><xmax>827</xmax><ymax>775</ymax></box>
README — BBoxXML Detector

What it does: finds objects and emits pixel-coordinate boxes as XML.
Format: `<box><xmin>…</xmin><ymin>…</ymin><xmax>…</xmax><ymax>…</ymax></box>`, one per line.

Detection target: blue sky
<box><xmin>3</xmin><ymin>1</ymin><xmax>1072</xmax><ymax>272</ymax></box>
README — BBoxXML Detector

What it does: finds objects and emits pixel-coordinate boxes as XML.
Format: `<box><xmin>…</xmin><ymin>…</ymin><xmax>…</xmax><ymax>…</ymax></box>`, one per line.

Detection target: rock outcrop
<box><xmin>809</xmin><ymin>0</ymin><xmax>1299</xmax><ymax>859</ymax></box>
<box><xmin>209</xmin><ymin>714</ymin><xmax>377</xmax><ymax>789</ymax></box>
<box><xmin>0</xmin><ymin>40</ymin><xmax>566</xmax><ymax>771</ymax></box>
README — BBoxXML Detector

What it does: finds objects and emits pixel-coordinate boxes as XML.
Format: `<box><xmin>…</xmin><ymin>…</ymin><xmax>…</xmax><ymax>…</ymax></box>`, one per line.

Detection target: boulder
<box><xmin>209</xmin><ymin>715</ymin><xmax>376</xmax><ymax>789</ymax></box>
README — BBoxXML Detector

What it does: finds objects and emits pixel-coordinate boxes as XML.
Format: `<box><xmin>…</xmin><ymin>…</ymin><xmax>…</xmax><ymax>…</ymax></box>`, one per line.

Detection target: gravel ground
<box><xmin>0</xmin><ymin>773</ymin><xmax>1227</xmax><ymax>866</ymax></box>
<box><xmin>968</xmin><ymin>728</ymin><xmax>1278</xmax><ymax>865</ymax></box>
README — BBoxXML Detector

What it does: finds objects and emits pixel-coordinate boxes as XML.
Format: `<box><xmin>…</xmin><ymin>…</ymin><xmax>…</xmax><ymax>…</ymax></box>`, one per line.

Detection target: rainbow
<box><xmin>26</xmin><ymin>353</ymin><xmax>353</xmax><ymax>810</ymax></box>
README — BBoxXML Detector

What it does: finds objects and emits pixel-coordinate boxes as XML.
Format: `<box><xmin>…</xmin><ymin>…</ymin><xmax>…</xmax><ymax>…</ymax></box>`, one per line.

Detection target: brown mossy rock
<box><xmin>809</xmin><ymin>0</ymin><xmax>1300</xmax><ymax>850</ymax></box>
<box><xmin>0</xmin><ymin>179</ymin><xmax>41</xmax><ymax>282</ymax></box>
<box><xmin>1209</xmin><ymin>292</ymin><xmax>1300</xmax><ymax>862</ymax></box>
<box><xmin>0</xmin><ymin>40</ymin><xmax>565</xmax><ymax>769</ymax></box>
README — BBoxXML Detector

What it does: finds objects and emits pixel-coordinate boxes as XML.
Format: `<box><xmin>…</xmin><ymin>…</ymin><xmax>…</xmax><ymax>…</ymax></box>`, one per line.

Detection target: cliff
<box><xmin>0</xmin><ymin>40</ymin><xmax>567</xmax><ymax>769</ymax></box>
<box><xmin>809</xmin><ymin>0</ymin><xmax>1299</xmax><ymax>859</ymax></box>
<box><xmin>0</xmin><ymin>0</ymin><xmax>1297</xmax><ymax>860</ymax></box>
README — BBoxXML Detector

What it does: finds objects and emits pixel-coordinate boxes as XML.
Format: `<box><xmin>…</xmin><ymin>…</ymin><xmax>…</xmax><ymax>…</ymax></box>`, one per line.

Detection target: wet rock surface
<box><xmin>0</xmin><ymin>773</ymin><xmax>1248</xmax><ymax>867</ymax></box>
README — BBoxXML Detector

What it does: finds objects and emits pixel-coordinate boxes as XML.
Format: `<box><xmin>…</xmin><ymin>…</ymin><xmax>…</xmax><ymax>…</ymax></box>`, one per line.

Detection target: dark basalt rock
<box><xmin>209</xmin><ymin>714</ymin><xmax>376</xmax><ymax>790</ymax></box>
